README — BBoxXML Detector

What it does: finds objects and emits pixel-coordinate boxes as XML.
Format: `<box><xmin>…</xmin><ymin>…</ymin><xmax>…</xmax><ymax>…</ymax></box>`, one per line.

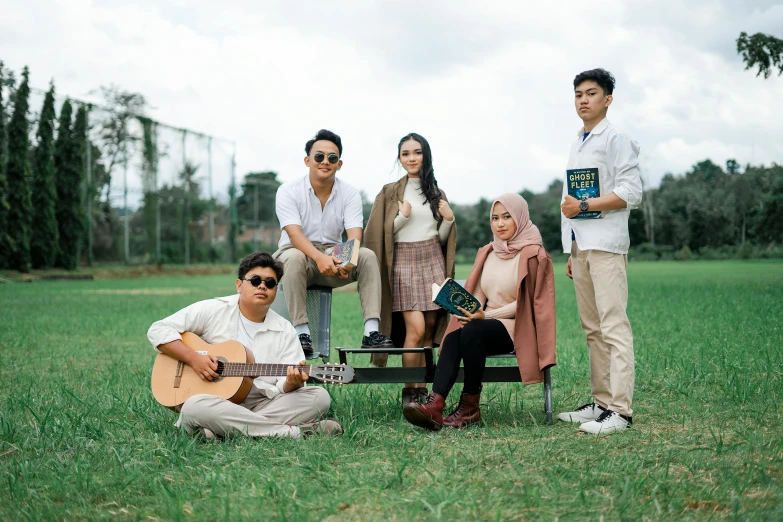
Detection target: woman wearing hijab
<box><xmin>402</xmin><ymin>193</ymin><xmax>557</xmax><ymax>431</ymax></box>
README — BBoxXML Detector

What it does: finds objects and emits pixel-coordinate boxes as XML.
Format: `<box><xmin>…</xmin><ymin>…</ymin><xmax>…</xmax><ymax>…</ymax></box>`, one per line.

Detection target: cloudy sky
<box><xmin>2</xmin><ymin>0</ymin><xmax>782</xmax><ymax>205</ymax></box>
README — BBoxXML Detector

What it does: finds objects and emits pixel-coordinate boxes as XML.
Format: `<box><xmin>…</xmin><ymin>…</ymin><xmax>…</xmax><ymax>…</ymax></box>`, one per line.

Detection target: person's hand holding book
<box><xmin>560</xmin><ymin>195</ymin><xmax>583</xmax><ymax>219</ymax></box>
<box><xmin>456</xmin><ymin>306</ymin><xmax>485</xmax><ymax>327</ymax></box>
<box><xmin>316</xmin><ymin>252</ymin><xmax>347</xmax><ymax>278</ymax></box>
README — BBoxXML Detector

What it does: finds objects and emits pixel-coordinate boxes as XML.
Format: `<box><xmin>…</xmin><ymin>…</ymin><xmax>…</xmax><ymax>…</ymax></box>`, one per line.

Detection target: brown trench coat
<box><xmin>364</xmin><ymin>175</ymin><xmax>457</xmax><ymax>367</ymax></box>
<box><xmin>441</xmin><ymin>243</ymin><xmax>556</xmax><ymax>385</ymax></box>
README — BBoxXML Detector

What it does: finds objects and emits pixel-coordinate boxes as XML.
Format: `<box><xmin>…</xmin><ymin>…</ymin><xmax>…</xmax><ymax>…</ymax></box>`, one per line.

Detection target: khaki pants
<box><xmin>273</xmin><ymin>245</ymin><xmax>382</xmax><ymax>326</ymax></box>
<box><xmin>178</xmin><ymin>385</ymin><xmax>330</xmax><ymax>439</ymax></box>
<box><xmin>571</xmin><ymin>242</ymin><xmax>635</xmax><ymax>416</ymax></box>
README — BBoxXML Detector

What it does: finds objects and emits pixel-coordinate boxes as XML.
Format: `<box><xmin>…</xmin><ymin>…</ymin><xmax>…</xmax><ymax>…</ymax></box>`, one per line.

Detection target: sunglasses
<box><xmin>240</xmin><ymin>275</ymin><xmax>278</xmax><ymax>289</ymax></box>
<box><xmin>313</xmin><ymin>152</ymin><xmax>340</xmax><ymax>164</ymax></box>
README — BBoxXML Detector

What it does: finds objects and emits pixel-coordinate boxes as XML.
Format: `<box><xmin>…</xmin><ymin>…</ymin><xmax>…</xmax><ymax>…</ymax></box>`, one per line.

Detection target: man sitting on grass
<box><xmin>147</xmin><ymin>251</ymin><xmax>342</xmax><ymax>439</ymax></box>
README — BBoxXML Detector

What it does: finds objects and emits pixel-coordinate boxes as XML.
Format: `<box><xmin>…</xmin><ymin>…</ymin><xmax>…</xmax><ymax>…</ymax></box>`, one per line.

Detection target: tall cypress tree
<box><xmin>31</xmin><ymin>81</ymin><xmax>58</xmax><ymax>268</ymax></box>
<box><xmin>6</xmin><ymin>66</ymin><xmax>32</xmax><ymax>272</ymax></box>
<box><xmin>0</xmin><ymin>62</ymin><xmax>11</xmax><ymax>269</ymax></box>
<box><xmin>55</xmin><ymin>103</ymin><xmax>87</xmax><ymax>269</ymax></box>
<box><xmin>54</xmin><ymin>100</ymin><xmax>79</xmax><ymax>268</ymax></box>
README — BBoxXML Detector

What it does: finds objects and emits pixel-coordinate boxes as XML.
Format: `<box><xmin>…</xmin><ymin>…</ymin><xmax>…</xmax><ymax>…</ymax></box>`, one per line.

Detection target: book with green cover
<box><xmin>566</xmin><ymin>167</ymin><xmax>602</xmax><ymax>219</ymax></box>
<box><xmin>431</xmin><ymin>278</ymin><xmax>481</xmax><ymax>317</ymax></box>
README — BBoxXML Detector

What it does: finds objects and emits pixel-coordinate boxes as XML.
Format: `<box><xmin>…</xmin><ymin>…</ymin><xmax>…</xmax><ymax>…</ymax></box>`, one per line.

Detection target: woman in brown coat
<box><xmin>364</xmin><ymin>133</ymin><xmax>457</xmax><ymax>406</ymax></box>
<box><xmin>403</xmin><ymin>193</ymin><xmax>556</xmax><ymax>431</ymax></box>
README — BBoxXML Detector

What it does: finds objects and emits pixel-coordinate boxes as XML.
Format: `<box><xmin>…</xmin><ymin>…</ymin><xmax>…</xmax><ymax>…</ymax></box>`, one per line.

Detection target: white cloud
<box><xmin>1</xmin><ymin>0</ymin><xmax>781</xmax><ymax>207</ymax></box>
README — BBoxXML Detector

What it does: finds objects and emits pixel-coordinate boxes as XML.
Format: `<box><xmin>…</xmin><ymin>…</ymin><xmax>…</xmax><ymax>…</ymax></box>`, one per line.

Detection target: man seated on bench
<box><xmin>147</xmin><ymin>252</ymin><xmax>342</xmax><ymax>439</ymax></box>
<box><xmin>273</xmin><ymin>129</ymin><xmax>393</xmax><ymax>356</ymax></box>
<box><xmin>403</xmin><ymin>194</ymin><xmax>556</xmax><ymax>431</ymax></box>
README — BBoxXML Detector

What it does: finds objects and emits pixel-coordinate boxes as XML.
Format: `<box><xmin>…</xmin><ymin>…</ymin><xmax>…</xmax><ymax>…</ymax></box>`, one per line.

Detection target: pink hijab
<box><xmin>490</xmin><ymin>193</ymin><xmax>543</xmax><ymax>259</ymax></box>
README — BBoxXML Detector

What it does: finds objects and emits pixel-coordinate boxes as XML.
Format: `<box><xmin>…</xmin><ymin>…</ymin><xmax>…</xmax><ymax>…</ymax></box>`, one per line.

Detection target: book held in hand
<box><xmin>326</xmin><ymin>238</ymin><xmax>360</xmax><ymax>269</ymax></box>
<box><xmin>431</xmin><ymin>279</ymin><xmax>481</xmax><ymax>317</ymax></box>
<box><xmin>567</xmin><ymin>167</ymin><xmax>602</xmax><ymax>219</ymax></box>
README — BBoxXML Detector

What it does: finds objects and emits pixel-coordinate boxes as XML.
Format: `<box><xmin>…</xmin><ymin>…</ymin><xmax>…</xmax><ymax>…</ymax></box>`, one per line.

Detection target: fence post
<box><xmin>229</xmin><ymin>147</ymin><xmax>238</xmax><ymax>263</ymax></box>
<box><xmin>85</xmin><ymin>127</ymin><xmax>93</xmax><ymax>267</ymax></box>
<box><xmin>208</xmin><ymin>137</ymin><xmax>214</xmax><ymax>247</ymax></box>
<box><xmin>182</xmin><ymin>130</ymin><xmax>190</xmax><ymax>265</ymax></box>
<box><xmin>123</xmin><ymin>151</ymin><xmax>129</xmax><ymax>265</ymax></box>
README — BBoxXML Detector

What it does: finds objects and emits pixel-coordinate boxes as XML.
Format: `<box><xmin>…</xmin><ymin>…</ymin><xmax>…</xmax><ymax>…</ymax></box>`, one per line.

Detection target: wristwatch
<box><xmin>579</xmin><ymin>199</ymin><xmax>589</xmax><ymax>212</ymax></box>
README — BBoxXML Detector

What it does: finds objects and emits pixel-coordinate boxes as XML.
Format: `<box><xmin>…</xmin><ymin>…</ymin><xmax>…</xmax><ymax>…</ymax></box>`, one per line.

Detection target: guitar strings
<box><xmin>220</xmin><ymin>364</ymin><xmax>313</xmax><ymax>377</ymax></box>
<box><xmin>218</xmin><ymin>363</ymin><xmax>348</xmax><ymax>377</ymax></box>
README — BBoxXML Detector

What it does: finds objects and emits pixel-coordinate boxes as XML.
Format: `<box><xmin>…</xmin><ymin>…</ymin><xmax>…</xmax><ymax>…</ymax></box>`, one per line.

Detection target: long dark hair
<box><xmin>397</xmin><ymin>133</ymin><xmax>442</xmax><ymax>221</ymax></box>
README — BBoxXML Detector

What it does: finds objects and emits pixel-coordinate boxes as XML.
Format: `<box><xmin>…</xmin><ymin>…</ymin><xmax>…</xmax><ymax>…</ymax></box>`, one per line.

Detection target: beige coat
<box><xmin>364</xmin><ymin>175</ymin><xmax>457</xmax><ymax>367</ymax></box>
<box><xmin>441</xmin><ymin>243</ymin><xmax>557</xmax><ymax>385</ymax></box>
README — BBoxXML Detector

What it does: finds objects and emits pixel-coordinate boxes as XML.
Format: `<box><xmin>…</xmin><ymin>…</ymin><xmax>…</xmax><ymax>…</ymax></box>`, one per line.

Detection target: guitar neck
<box><xmin>220</xmin><ymin>363</ymin><xmax>313</xmax><ymax>378</ymax></box>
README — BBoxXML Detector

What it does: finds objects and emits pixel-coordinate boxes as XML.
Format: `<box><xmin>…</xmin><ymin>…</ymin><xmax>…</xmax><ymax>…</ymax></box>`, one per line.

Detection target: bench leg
<box><xmin>543</xmin><ymin>367</ymin><xmax>553</xmax><ymax>425</ymax></box>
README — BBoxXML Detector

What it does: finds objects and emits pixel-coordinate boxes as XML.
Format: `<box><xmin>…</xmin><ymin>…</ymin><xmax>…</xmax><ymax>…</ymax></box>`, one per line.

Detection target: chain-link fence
<box><xmin>20</xmin><ymin>84</ymin><xmax>253</xmax><ymax>266</ymax></box>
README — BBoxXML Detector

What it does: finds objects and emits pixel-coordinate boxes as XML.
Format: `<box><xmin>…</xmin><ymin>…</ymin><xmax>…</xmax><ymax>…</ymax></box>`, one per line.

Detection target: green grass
<box><xmin>1</xmin><ymin>260</ymin><xmax>782</xmax><ymax>520</ymax></box>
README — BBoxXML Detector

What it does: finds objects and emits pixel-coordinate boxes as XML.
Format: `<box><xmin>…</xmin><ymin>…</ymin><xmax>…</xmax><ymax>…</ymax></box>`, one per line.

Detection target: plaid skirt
<box><xmin>392</xmin><ymin>238</ymin><xmax>446</xmax><ymax>313</ymax></box>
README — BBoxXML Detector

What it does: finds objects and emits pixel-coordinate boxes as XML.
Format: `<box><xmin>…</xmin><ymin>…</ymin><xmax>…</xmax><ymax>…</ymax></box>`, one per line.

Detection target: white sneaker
<box><xmin>557</xmin><ymin>402</ymin><xmax>606</xmax><ymax>423</ymax></box>
<box><xmin>579</xmin><ymin>410</ymin><xmax>631</xmax><ymax>435</ymax></box>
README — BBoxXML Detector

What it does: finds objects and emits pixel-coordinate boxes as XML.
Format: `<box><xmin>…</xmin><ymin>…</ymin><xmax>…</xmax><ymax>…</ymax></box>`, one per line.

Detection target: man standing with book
<box><xmin>274</xmin><ymin>129</ymin><xmax>393</xmax><ymax>355</ymax></box>
<box><xmin>558</xmin><ymin>69</ymin><xmax>642</xmax><ymax>434</ymax></box>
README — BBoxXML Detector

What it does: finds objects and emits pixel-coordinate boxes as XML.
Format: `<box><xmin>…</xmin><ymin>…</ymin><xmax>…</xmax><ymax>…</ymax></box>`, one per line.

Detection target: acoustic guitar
<box><xmin>151</xmin><ymin>332</ymin><xmax>354</xmax><ymax>408</ymax></box>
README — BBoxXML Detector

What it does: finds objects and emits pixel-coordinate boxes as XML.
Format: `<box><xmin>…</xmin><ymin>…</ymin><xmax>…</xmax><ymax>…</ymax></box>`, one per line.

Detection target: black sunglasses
<box><xmin>313</xmin><ymin>152</ymin><xmax>340</xmax><ymax>164</ymax></box>
<box><xmin>240</xmin><ymin>275</ymin><xmax>278</xmax><ymax>289</ymax></box>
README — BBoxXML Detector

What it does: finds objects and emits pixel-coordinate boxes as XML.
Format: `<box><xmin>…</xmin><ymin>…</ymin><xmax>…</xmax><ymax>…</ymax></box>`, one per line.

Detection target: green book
<box><xmin>566</xmin><ymin>167</ymin><xmax>602</xmax><ymax>219</ymax></box>
<box><xmin>431</xmin><ymin>279</ymin><xmax>481</xmax><ymax>317</ymax></box>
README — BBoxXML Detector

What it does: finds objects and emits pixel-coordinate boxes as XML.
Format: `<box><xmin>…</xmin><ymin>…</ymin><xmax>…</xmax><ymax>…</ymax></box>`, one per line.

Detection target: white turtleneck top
<box><xmin>392</xmin><ymin>178</ymin><xmax>454</xmax><ymax>244</ymax></box>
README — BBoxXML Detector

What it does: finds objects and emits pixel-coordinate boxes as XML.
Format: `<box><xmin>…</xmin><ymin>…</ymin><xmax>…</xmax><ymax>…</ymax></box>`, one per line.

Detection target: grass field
<box><xmin>1</xmin><ymin>260</ymin><xmax>782</xmax><ymax>520</ymax></box>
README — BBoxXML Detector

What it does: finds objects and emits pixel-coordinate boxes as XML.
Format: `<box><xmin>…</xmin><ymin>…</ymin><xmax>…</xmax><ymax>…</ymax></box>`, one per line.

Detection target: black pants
<box><xmin>433</xmin><ymin>319</ymin><xmax>514</xmax><ymax>398</ymax></box>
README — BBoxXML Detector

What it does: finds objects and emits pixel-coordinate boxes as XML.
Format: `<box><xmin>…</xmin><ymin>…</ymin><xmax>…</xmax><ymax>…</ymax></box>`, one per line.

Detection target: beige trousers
<box><xmin>273</xmin><ymin>245</ymin><xmax>382</xmax><ymax>326</ymax></box>
<box><xmin>178</xmin><ymin>385</ymin><xmax>331</xmax><ymax>439</ymax></box>
<box><xmin>571</xmin><ymin>242</ymin><xmax>635</xmax><ymax>416</ymax></box>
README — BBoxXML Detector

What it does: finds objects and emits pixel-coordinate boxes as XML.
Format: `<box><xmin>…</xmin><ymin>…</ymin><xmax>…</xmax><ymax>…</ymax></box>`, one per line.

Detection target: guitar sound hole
<box><xmin>212</xmin><ymin>356</ymin><xmax>229</xmax><ymax>383</ymax></box>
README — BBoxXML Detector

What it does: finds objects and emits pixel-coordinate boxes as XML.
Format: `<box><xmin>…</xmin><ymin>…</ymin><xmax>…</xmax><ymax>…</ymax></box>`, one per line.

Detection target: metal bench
<box><xmin>270</xmin><ymin>280</ymin><xmax>553</xmax><ymax>424</ymax></box>
<box><xmin>337</xmin><ymin>348</ymin><xmax>553</xmax><ymax>425</ymax></box>
<box><xmin>335</xmin><ymin>278</ymin><xmax>553</xmax><ymax>425</ymax></box>
<box><xmin>270</xmin><ymin>283</ymin><xmax>332</xmax><ymax>360</ymax></box>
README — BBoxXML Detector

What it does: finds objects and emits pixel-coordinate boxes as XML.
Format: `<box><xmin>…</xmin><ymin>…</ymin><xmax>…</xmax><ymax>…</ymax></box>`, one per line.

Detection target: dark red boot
<box><xmin>443</xmin><ymin>391</ymin><xmax>481</xmax><ymax>428</ymax></box>
<box><xmin>402</xmin><ymin>393</ymin><xmax>445</xmax><ymax>431</ymax></box>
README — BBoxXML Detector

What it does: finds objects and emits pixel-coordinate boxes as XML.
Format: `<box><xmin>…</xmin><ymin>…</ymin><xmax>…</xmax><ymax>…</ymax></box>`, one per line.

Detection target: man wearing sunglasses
<box><xmin>147</xmin><ymin>252</ymin><xmax>342</xmax><ymax>439</ymax></box>
<box><xmin>274</xmin><ymin>129</ymin><xmax>393</xmax><ymax>355</ymax></box>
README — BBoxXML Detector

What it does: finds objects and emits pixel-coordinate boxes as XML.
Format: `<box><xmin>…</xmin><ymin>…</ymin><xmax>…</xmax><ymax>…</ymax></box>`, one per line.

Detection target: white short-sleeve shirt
<box><xmin>276</xmin><ymin>175</ymin><xmax>364</xmax><ymax>249</ymax></box>
<box><xmin>146</xmin><ymin>294</ymin><xmax>304</xmax><ymax>398</ymax></box>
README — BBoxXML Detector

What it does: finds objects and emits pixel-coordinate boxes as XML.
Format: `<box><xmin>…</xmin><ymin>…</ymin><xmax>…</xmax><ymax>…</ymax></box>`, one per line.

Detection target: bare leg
<box><xmin>418</xmin><ymin>310</ymin><xmax>439</xmax><ymax>390</ymax></box>
<box><xmin>402</xmin><ymin>310</ymin><xmax>427</xmax><ymax>389</ymax></box>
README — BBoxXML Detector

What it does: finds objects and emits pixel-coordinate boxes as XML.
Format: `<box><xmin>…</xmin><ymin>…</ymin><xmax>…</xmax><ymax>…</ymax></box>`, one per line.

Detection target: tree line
<box><xmin>448</xmin><ymin>160</ymin><xmax>783</xmax><ymax>262</ymax></box>
<box><xmin>0</xmin><ymin>64</ymin><xmax>87</xmax><ymax>272</ymax></box>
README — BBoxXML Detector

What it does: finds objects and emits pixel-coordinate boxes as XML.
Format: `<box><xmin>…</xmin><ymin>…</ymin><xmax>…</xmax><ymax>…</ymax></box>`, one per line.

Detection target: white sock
<box><xmin>295</xmin><ymin>323</ymin><xmax>311</xmax><ymax>336</ymax></box>
<box><xmin>364</xmin><ymin>319</ymin><xmax>380</xmax><ymax>336</ymax></box>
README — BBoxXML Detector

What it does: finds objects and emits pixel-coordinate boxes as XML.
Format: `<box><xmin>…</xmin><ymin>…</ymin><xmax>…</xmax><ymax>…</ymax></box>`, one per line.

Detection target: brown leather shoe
<box><xmin>402</xmin><ymin>393</ymin><xmax>445</xmax><ymax>431</ymax></box>
<box><xmin>443</xmin><ymin>391</ymin><xmax>481</xmax><ymax>428</ymax></box>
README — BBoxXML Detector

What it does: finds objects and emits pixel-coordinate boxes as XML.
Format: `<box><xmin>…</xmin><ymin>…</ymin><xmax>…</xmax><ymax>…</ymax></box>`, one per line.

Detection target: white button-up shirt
<box><xmin>147</xmin><ymin>294</ymin><xmax>304</xmax><ymax>398</ymax></box>
<box><xmin>276</xmin><ymin>175</ymin><xmax>364</xmax><ymax>249</ymax></box>
<box><xmin>560</xmin><ymin>118</ymin><xmax>643</xmax><ymax>254</ymax></box>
